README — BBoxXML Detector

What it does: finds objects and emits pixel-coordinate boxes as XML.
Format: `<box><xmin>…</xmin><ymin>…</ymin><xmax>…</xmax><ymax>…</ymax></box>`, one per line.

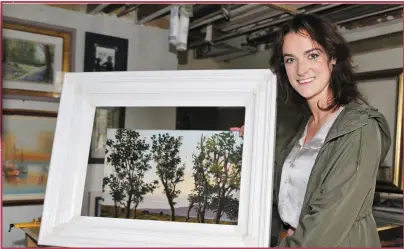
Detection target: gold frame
<box><xmin>394</xmin><ymin>73</ymin><xmax>403</xmax><ymax>190</ymax></box>
<box><xmin>2</xmin><ymin>108</ymin><xmax>58</xmax><ymax>206</ymax></box>
<box><xmin>354</xmin><ymin>68</ymin><xmax>403</xmax><ymax>192</ymax></box>
<box><xmin>2</xmin><ymin>21</ymin><xmax>72</xmax><ymax>98</ymax></box>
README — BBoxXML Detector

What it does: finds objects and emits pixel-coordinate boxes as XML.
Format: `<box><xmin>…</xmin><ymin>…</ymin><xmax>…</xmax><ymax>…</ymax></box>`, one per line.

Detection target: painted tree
<box><xmin>186</xmin><ymin>134</ymin><xmax>212</xmax><ymax>223</ymax></box>
<box><xmin>102</xmin><ymin>174</ymin><xmax>126</xmax><ymax>218</ymax></box>
<box><xmin>104</xmin><ymin>129</ymin><xmax>158</xmax><ymax>219</ymax></box>
<box><xmin>151</xmin><ymin>133</ymin><xmax>185</xmax><ymax>221</ymax></box>
<box><xmin>205</xmin><ymin>132</ymin><xmax>243</xmax><ymax>224</ymax></box>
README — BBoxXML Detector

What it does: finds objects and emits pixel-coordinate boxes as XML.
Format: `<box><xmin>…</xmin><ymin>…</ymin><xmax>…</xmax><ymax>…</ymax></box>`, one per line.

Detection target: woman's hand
<box><xmin>230</xmin><ymin>125</ymin><xmax>244</xmax><ymax>137</ymax></box>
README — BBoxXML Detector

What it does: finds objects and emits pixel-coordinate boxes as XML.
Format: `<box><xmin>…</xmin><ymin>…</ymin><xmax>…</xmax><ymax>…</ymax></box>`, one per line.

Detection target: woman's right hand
<box><xmin>230</xmin><ymin>125</ymin><xmax>244</xmax><ymax>137</ymax></box>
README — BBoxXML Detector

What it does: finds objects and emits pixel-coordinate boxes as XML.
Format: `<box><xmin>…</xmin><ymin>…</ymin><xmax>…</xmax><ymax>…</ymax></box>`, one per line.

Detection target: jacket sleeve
<box><xmin>277</xmin><ymin>119</ymin><xmax>385</xmax><ymax>247</ymax></box>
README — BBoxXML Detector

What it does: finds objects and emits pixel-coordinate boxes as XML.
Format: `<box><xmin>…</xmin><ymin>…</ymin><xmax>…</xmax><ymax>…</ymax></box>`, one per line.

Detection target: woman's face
<box><xmin>282</xmin><ymin>30</ymin><xmax>335</xmax><ymax>102</ymax></box>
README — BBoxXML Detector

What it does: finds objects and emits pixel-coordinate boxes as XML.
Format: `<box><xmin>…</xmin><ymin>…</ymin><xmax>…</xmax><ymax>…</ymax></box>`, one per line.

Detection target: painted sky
<box><xmin>102</xmin><ymin>129</ymin><xmax>243</xmax><ymax>209</ymax></box>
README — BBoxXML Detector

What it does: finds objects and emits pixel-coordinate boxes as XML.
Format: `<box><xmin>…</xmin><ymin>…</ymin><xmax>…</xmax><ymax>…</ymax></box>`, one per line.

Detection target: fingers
<box><xmin>230</xmin><ymin>126</ymin><xmax>244</xmax><ymax>137</ymax></box>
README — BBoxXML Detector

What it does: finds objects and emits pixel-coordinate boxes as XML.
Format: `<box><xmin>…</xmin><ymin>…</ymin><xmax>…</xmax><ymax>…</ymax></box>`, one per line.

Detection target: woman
<box><xmin>231</xmin><ymin>14</ymin><xmax>391</xmax><ymax>247</ymax></box>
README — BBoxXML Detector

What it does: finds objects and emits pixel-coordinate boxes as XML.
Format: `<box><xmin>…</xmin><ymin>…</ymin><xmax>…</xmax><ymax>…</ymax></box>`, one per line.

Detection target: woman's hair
<box><xmin>269</xmin><ymin>14</ymin><xmax>362</xmax><ymax>111</ymax></box>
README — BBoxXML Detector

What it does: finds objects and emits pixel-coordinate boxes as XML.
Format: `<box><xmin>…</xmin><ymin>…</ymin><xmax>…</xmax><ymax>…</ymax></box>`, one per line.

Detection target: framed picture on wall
<box><xmin>89</xmin><ymin>107</ymin><xmax>126</xmax><ymax>164</ymax></box>
<box><xmin>2</xmin><ymin>22</ymin><xmax>72</xmax><ymax>98</ymax></box>
<box><xmin>2</xmin><ymin>108</ymin><xmax>58</xmax><ymax>206</ymax></box>
<box><xmin>83</xmin><ymin>32</ymin><xmax>128</xmax><ymax>72</ymax></box>
<box><xmin>354</xmin><ymin>68</ymin><xmax>403</xmax><ymax>193</ymax></box>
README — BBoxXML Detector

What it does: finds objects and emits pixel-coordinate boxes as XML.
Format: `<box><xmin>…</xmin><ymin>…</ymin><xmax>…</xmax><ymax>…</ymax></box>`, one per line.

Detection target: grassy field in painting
<box><xmin>100</xmin><ymin>205</ymin><xmax>236</xmax><ymax>225</ymax></box>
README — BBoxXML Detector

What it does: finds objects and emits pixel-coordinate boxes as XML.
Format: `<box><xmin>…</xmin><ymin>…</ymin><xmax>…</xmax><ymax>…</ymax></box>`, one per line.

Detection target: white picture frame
<box><xmin>38</xmin><ymin>69</ymin><xmax>278</xmax><ymax>247</ymax></box>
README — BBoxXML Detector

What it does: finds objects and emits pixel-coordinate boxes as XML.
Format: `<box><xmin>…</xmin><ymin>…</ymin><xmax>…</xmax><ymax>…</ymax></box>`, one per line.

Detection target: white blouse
<box><xmin>278</xmin><ymin>106</ymin><xmax>344</xmax><ymax>228</ymax></box>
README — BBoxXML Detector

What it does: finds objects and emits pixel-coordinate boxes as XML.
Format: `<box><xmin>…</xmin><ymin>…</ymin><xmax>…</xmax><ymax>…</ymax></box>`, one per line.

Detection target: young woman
<box><xmin>231</xmin><ymin>14</ymin><xmax>391</xmax><ymax>247</ymax></box>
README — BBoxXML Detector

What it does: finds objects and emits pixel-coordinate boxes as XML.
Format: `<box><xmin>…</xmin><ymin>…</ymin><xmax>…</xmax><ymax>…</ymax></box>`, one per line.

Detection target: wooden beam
<box><xmin>137</xmin><ymin>4</ymin><xmax>171</xmax><ymax>24</ymax></box>
<box><xmin>266</xmin><ymin>4</ymin><xmax>298</xmax><ymax>15</ymax></box>
<box><xmin>144</xmin><ymin>16</ymin><xmax>170</xmax><ymax>29</ymax></box>
<box><xmin>86</xmin><ymin>4</ymin><xmax>109</xmax><ymax>14</ymax></box>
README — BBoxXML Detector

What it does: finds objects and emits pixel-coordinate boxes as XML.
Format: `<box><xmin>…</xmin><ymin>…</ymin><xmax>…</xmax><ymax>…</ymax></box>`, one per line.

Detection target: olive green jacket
<box><xmin>272</xmin><ymin>99</ymin><xmax>392</xmax><ymax>247</ymax></box>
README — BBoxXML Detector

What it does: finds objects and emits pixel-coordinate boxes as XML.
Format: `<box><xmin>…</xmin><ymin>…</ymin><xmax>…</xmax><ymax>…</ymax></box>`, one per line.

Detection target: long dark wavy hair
<box><xmin>269</xmin><ymin>14</ymin><xmax>363</xmax><ymax>112</ymax></box>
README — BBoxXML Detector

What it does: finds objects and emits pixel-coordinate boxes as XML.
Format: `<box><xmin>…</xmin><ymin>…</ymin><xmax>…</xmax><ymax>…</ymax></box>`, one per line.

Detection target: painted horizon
<box><xmin>101</xmin><ymin>129</ymin><xmax>243</xmax><ymax>225</ymax></box>
<box><xmin>2</xmin><ymin>115</ymin><xmax>55</xmax><ymax>200</ymax></box>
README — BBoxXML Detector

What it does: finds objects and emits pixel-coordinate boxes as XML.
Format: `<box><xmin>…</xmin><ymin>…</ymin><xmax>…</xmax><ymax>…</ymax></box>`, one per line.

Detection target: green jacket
<box><xmin>272</xmin><ymin>99</ymin><xmax>392</xmax><ymax>247</ymax></box>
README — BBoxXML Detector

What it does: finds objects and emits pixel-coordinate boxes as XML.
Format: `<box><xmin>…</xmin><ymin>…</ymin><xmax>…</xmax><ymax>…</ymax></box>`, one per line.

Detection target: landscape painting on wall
<box><xmin>2</xmin><ymin>109</ymin><xmax>57</xmax><ymax>205</ymax></box>
<box><xmin>3</xmin><ymin>37</ymin><xmax>55</xmax><ymax>83</ymax></box>
<box><xmin>101</xmin><ymin>129</ymin><xmax>243</xmax><ymax>225</ymax></box>
<box><xmin>2</xmin><ymin>22</ymin><xmax>71</xmax><ymax>94</ymax></box>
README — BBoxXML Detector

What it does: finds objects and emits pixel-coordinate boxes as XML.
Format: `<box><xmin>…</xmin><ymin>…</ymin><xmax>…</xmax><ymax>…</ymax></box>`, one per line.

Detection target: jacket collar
<box><xmin>295</xmin><ymin>98</ymin><xmax>385</xmax><ymax>144</ymax></box>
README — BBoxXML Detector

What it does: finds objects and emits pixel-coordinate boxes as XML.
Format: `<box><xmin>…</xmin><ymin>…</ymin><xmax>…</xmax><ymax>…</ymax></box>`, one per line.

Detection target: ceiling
<box><xmin>49</xmin><ymin>4</ymin><xmax>403</xmax><ymax>62</ymax></box>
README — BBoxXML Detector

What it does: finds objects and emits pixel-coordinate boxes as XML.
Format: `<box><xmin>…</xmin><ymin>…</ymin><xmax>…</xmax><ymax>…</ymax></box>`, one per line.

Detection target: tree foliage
<box><xmin>151</xmin><ymin>133</ymin><xmax>186</xmax><ymax>221</ymax></box>
<box><xmin>103</xmin><ymin>129</ymin><xmax>158</xmax><ymax>218</ymax></box>
<box><xmin>188</xmin><ymin>132</ymin><xmax>243</xmax><ymax>224</ymax></box>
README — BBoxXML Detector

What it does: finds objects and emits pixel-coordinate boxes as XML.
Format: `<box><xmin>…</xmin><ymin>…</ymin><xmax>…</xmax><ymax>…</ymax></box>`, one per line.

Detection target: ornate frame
<box><xmin>2</xmin><ymin>108</ymin><xmax>58</xmax><ymax>206</ymax></box>
<box><xmin>2</xmin><ymin>21</ymin><xmax>72</xmax><ymax>98</ymax></box>
<box><xmin>38</xmin><ymin>69</ymin><xmax>277</xmax><ymax>247</ymax></box>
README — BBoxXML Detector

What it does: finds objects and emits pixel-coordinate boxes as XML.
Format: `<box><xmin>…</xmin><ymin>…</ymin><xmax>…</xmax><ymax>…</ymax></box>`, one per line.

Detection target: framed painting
<box><xmin>83</xmin><ymin>32</ymin><xmax>128</xmax><ymax>72</ymax></box>
<box><xmin>88</xmin><ymin>107</ymin><xmax>126</xmax><ymax>164</ymax></box>
<box><xmin>100</xmin><ymin>129</ymin><xmax>243</xmax><ymax>225</ymax></box>
<box><xmin>2</xmin><ymin>22</ymin><xmax>72</xmax><ymax>98</ymax></box>
<box><xmin>37</xmin><ymin>69</ymin><xmax>277</xmax><ymax>247</ymax></box>
<box><xmin>354</xmin><ymin>68</ymin><xmax>403</xmax><ymax>193</ymax></box>
<box><xmin>2</xmin><ymin>108</ymin><xmax>57</xmax><ymax>206</ymax></box>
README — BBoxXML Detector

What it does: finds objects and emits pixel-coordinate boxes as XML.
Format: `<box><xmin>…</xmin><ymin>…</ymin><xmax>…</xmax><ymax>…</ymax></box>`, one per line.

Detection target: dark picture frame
<box><xmin>83</xmin><ymin>32</ymin><xmax>128</xmax><ymax>72</ymax></box>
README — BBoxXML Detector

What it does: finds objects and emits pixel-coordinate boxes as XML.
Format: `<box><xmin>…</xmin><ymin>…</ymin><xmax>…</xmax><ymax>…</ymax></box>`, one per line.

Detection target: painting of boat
<box><xmin>2</xmin><ymin>110</ymin><xmax>57</xmax><ymax>204</ymax></box>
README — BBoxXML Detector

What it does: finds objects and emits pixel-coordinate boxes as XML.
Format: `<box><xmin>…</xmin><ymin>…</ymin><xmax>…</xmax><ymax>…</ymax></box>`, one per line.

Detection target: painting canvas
<box><xmin>84</xmin><ymin>32</ymin><xmax>128</xmax><ymax>72</ymax></box>
<box><xmin>2</xmin><ymin>24</ymin><xmax>69</xmax><ymax>94</ymax></box>
<box><xmin>101</xmin><ymin>129</ymin><xmax>243</xmax><ymax>225</ymax></box>
<box><xmin>2</xmin><ymin>110</ymin><xmax>57</xmax><ymax>205</ymax></box>
<box><xmin>3</xmin><ymin>37</ymin><xmax>55</xmax><ymax>83</ymax></box>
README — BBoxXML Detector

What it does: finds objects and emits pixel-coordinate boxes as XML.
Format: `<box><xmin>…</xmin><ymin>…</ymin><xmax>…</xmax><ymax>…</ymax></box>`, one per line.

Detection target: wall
<box><xmin>2</xmin><ymin>4</ymin><xmax>177</xmax><ymax>247</ymax></box>
<box><xmin>179</xmin><ymin>19</ymin><xmax>402</xmax><ymax>140</ymax></box>
<box><xmin>179</xmin><ymin>18</ymin><xmax>402</xmax><ymax>72</ymax></box>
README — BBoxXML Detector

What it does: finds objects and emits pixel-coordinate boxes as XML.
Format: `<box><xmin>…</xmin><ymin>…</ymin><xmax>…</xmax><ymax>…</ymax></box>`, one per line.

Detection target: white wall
<box><xmin>2</xmin><ymin>4</ymin><xmax>177</xmax><ymax>247</ymax></box>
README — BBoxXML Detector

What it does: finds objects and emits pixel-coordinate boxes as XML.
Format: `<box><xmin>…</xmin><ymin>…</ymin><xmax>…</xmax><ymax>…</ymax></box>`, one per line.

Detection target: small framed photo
<box><xmin>83</xmin><ymin>32</ymin><xmax>128</xmax><ymax>72</ymax></box>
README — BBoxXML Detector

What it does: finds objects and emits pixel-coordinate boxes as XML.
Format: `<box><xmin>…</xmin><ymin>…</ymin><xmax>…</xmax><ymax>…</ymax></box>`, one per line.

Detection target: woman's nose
<box><xmin>297</xmin><ymin>61</ymin><xmax>309</xmax><ymax>76</ymax></box>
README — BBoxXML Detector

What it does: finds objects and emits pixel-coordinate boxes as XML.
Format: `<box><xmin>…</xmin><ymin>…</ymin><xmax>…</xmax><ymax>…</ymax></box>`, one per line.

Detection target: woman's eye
<box><xmin>308</xmin><ymin>53</ymin><xmax>319</xmax><ymax>60</ymax></box>
<box><xmin>284</xmin><ymin>58</ymin><xmax>294</xmax><ymax>64</ymax></box>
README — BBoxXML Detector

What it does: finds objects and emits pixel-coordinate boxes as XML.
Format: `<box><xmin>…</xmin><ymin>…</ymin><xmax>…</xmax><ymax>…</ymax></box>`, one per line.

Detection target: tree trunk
<box><xmin>114</xmin><ymin>201</ymin><xmax>118</xmax><ymax>218</ymax></box>
<box><xmin>169</xmin><ymin>200</ymin><xmax>176</xmax><ymax>221</ymax></box>
<box><xmin>43</xmin><ymin>45</ymin><xmax>52</xmax><ymax>82</ymax></box>
<box><xmin>201</xmin><ymin>180</ymin><xmax>209</xmax><ymax>223</ymax></box>
<box><xmin>163</xmin><ymin>184</ymin><xmax>176</xmax><ymax>221</ymax></box>
<box><xmin>215</xmin><ymin>189</ymin><xmax>223</xmax><ymax>224</ymax></box>
<box><xmin>185</xmin><ymin>201</ymin><xmax>194</xmax><ymax>222</ymax></box>
<box><xmin>126</xmin><ymin>196</ymin><xmax>132</xmax><ymax>218</ymax></box>
<box><xmin>133</xmin><ymin>205</ymin><xmax>138</xmax><ymax>219</ymax></box>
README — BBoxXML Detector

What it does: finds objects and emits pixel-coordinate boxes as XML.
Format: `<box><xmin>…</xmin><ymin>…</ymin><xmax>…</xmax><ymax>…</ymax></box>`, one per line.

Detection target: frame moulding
<box><xmin>38</xmin><ymin>69</ymin><xmax>278</xmax><ymax>247</ymax></box>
